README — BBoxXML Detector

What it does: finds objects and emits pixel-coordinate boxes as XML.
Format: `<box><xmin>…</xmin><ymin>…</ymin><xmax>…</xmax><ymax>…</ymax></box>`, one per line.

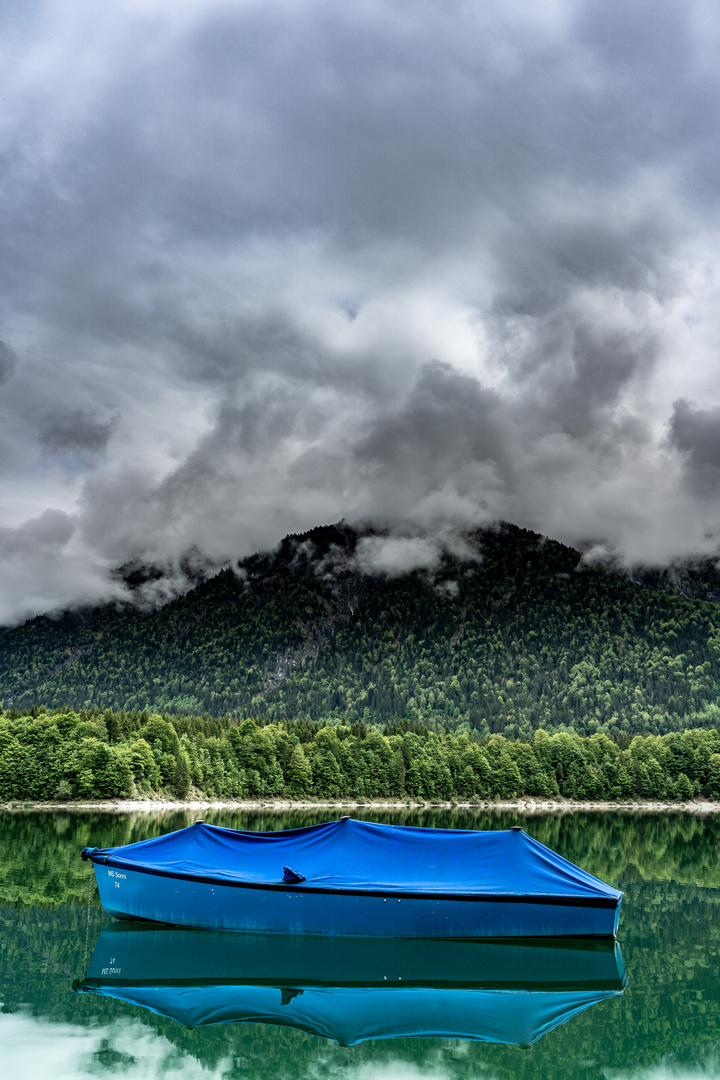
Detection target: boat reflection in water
<box><xmin>76</xmin><ymin>925</ymin><xmax>628</xmax><ymax>1047</ymax></box>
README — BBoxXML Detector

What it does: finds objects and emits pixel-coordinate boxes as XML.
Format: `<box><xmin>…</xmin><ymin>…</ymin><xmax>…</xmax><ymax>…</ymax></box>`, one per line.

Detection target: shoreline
<box><xmin>4</xmin><ymin>797</ymin><xmax>720</xmax><ymax>814</ymax></box>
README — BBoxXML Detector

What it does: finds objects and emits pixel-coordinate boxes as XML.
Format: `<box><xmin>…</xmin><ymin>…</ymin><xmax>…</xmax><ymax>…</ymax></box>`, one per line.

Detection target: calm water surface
<box><xmin>2</xmin><ymin>807</ymin><xmax>720</xmax><ymax>1080</ymax></box>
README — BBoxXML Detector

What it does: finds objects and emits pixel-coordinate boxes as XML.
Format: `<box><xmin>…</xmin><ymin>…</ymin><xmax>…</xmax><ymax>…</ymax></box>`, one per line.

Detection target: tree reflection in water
<box><xmin>1</xmin><ymin>809</ymin><xmax>720</xmax><ymax>1080</ymax></box>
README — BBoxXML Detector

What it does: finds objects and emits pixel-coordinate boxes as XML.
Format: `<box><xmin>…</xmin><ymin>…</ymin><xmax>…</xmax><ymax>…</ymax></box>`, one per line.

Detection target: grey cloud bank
<box><xmin>2</xmin><ymin>0</ymin><xmax>720</xmax><ymax>623</ymax></box>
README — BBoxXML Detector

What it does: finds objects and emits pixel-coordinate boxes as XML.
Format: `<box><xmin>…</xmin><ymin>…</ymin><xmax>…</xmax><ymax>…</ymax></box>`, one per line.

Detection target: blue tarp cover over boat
<box><xmin>82</xmin><ymin>818</ymin><xmax>622</xmax><ymax>937</ymax></box>
<box><xmin>80</xmin><ymin>983</ymin><xmax>621</xmax><ymax>1046</ymax></box>
<box><xmin>77</xmin><ymin>925</ymin><xmax>627</xmax><ymax>1046</ymax></box>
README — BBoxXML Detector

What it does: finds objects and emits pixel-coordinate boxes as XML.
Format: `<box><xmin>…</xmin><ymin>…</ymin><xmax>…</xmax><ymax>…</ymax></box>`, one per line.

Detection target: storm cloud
<box><xmin>669</xmin><ymin>399</ymin><xmax>720</xmax><ymax>494</ymax></box>
<box><xmin>2</xmin><ymin>0</ymin><xmax>720</xmax><ymax>622</ymax></box>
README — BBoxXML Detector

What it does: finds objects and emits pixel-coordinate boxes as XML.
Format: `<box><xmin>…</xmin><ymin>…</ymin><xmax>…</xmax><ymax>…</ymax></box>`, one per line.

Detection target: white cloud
<box><xmin>606</xmin><ymin>1055</ymin><xmax>720</xmax><ymax>1080</ymax></box>
<box><xmin>355</xmin><ymin>536</ymin><xmax>447</xmax><ymax>578</ymax></box>
<box><xmin>0</xmin><ymin>1012</ymin><xmax>228</xmax><ymax>1080</ymax></box>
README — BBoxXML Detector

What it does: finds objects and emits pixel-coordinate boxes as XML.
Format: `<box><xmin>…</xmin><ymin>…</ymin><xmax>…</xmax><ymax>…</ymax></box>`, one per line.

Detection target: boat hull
<box><xmin>85</xmin><ymin>922</ymin><xmax>627</xmax><ymax>987</ymax></box>
<box><xmin>93</xmin><ymin>862</ymin><xmax>621</xmax><ymax>938</ymax></box>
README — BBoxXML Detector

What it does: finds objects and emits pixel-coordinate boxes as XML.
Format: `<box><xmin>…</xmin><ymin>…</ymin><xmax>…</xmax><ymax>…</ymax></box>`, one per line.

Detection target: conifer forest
<box><xmin>2</xmin><ymin>523</ymin><xmax>720</xmax><ymax>745</ymax></box>
<box><xmin>4</xmin><ymin>524</ymin><xmax>720</xmax><ymax>803</ymax></box>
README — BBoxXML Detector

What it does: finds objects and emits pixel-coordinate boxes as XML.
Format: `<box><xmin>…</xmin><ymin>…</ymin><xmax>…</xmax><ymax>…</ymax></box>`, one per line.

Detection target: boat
<box><xmin>80</xmin><ymin>817</ymin><xmax>622</xmax><ymax>938</ymax></box>
<box><xmin>76</xmin><ymin>924</ymin><xmax>627</xmax><ymax>1046</ymax></box>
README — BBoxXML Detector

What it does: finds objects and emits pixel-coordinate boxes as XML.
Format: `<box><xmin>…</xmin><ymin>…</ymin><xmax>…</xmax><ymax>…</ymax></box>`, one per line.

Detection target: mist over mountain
<box><xmin>3</xmin><ymin>520</ymin><xmax>720</xmax><ymax>739</ymax></box>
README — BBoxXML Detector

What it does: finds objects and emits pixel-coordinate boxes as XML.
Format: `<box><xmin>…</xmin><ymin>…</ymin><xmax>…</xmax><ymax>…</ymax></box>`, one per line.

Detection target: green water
<box><xmin>1</xmin><ymin>807</ymin><xmax>720</xmax><ymax>1079</ymax></box>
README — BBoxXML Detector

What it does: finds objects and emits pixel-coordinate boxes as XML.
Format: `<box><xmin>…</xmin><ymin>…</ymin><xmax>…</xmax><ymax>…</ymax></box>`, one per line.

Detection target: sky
<box><xmin>3</xmin><ymin>0</ymin><xmax>720</xmax><ymax>623</ymax></box>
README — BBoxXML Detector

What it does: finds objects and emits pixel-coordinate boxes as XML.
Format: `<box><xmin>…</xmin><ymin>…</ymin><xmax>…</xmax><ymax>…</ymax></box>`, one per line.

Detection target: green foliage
<box><xmin>2</xmin><ymin>706</ymin><xmax>720</xmax><ymax>803</ymax></box>
<box><xmin>4</xmin><ymin>524</ymin><xmax>720</xmax><ymax>739</ymax></box>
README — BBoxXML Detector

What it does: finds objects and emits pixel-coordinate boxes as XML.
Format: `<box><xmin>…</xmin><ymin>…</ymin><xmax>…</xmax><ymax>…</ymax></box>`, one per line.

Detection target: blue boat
<box><xmin>81</xmin><ymin>818</ymin><xmax>622</xmax><ymax>938</ymax></box>
<box><xmin>77</xmin><ymin>924</ymin><xmax>627</xmax><ymax>1045</ymax></box>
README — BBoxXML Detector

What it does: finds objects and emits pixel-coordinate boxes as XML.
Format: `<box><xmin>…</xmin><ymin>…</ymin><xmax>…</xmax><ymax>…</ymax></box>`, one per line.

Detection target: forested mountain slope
<box><xmin>2</xmin><ymin>522</ymin><xmax>720</xmax><ymax>737</ymax></box>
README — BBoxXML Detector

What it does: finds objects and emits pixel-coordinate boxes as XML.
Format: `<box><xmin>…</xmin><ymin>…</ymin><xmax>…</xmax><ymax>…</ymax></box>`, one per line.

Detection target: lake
<box><xmin>2</xmin><ymin>807</ymin><xmax>720</xmax><ymax>1080</ymax></box>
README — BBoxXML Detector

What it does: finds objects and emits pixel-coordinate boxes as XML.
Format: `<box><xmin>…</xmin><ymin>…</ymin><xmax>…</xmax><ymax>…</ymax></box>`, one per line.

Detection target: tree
<box><xmin>675</xmin><ymin>772</ymin><xmax>694</xmax><ymax>801</ymax></box>
<box><xmin>173</xmin><ymin>749</ymin><xmax>191</xmax><ymax>798</ymax></box>
<box><xmin>285</xmin><ymin>744</ymin><xmax>312</xmax><ymax>795</ymax></box>
<box><xmin>705</xmin><ymin>754</ymin><xmax>720</xmax><ymax>798</ymax></box>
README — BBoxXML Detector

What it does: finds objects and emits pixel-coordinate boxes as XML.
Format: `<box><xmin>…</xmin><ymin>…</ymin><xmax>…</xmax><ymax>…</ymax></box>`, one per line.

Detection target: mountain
<box><xmin>2</xmin><ymin>521</ymin><xmax>720</xmax><ymax>738</ymax></box>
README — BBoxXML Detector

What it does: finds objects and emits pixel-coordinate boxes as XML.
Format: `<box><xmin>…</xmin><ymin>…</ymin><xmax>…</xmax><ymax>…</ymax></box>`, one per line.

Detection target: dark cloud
<box><xmin>353</xmin><ymin>362</ymin><xmax>511</xmax><ymax>519</ymax></box>
<box><xmin>0</xmin><ymin>340</ymin><xmax>17</xmax><ymax>383</ymax></box>
<box><xmin>669</xmin><ymin>399</ymin><xmax>720</xmax><ymax>493</ymax></box>
<box><xmin>40</xmin><ymin>409</ymin><xmax>118</xmax><ymax>463</ymax></box>
<box><xmin>0</xmin><ymin>0</ymin><xmax>720</xmax><ymax>621</ymax></box>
